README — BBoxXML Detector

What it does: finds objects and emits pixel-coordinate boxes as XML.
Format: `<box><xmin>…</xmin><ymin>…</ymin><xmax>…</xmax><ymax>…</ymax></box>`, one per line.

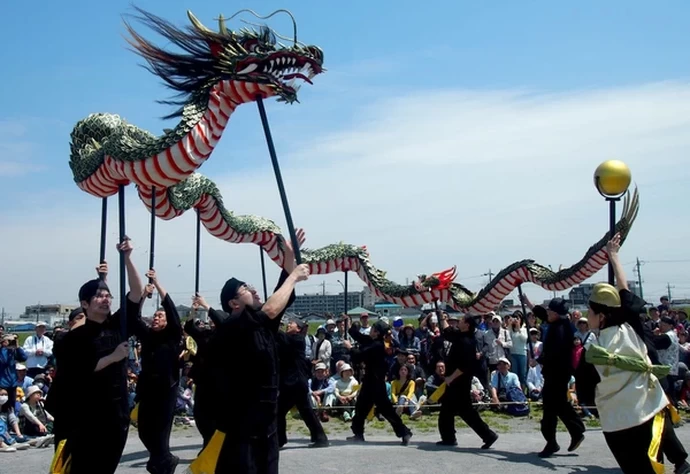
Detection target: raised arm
<box><xmin>262</xmin><ymin>265</ymin><xmax>310</xmax><ymax>319</ymax></box>
<box><xmin>147</xmin><ymin>269</ymin><xmax>182</xmax><ymax>335</ymax></box>
<box><xmin>605</xmin><ymin>233</ymin><xmax>628</xmax><ymax>291</ymax></box>
<box><xmin>116</xmin><ymin>239</ymin><xmax>144</xmax><ymax>303</ymax></box>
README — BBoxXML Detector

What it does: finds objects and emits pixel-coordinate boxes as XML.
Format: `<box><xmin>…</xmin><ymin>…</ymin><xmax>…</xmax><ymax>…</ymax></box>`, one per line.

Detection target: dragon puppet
<box><xmin>69</xmin><ymin>8</ymin><xmax>640</xmax><ymax>314</ymax></box>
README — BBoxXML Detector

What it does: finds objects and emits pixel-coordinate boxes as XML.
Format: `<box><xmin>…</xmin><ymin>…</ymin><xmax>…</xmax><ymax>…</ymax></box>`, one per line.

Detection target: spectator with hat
<box><xmin>15</xmin><ymin>364</ymin><xmax>32</xmax><ymax>392</ymax></box>
<box><xmin>358</xmin><ymin>312</ymin><xmax>372</xmax><ymax>335</ymax></box>
<box><xmin>308</xmin><ymin>362</ymin><xmax>336</xmax><ymax>421</ymax></box>
<box><xmin>0</xmin><ymin>333</ymin><xmax>27</xmax><ymax>415</ymax></box>
<box><xmin>655</xmin><ymin>314</ymin><xmax>681</xmax><ymax>405</ymax></box>
<box><xmin>482</xmin><ymin>313</ymin><xmax>513</xmax><ymax>374</ymax></box>
<box><xmin>18</xmin><ymin>385</ymin><xmax>54</xmax><ymax>442</ymax></box>
<box><xmin>23</xmin><ymin>321</ymin><xmax>53</xmax><ymax>378</ymax></box>
<box><xmin>312</xmin><ymin>326</ymin><xmax>333</xmax><ymax>370</ymax></box>
<box><xmin>399</xmin><ymin>324</ymin><xmax>421</xmax><ymax>354</ymax></box>
<box><xmin>334</xmin><ymin>363</ymin><xmax>358</xmax><ymax>421</ymax></box>
<box><xmin>536</xmin><ymin>297</ymin><xmax>585</xmax><ymax>458</ymax></box>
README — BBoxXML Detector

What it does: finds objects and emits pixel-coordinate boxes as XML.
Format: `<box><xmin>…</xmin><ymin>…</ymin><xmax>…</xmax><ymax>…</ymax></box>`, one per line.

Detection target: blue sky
<box><xmin>1</xmin><ymin>1</ymin><xmax>690</xmax><ymax>316</ymax></box>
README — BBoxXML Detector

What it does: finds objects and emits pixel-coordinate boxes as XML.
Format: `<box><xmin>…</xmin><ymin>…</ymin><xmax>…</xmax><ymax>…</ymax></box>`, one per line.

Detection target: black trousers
<box><xmin>438</xmin><ymin>381</ymin><xmax>495</xmax><ymax>443</ymax></box>
<box><xmin>277</xmin><ymin>383</ymin><xmax>327</xmax><ymax>446</ymax></box>
<box><xmin>604</xmin><ymin>409</ymin><xmax>687</xmax><ymax>473</ymax></box>
<box><xmin>540</xmin><ymin>378</ymin><xmax>585</xmax><ymax>445</ymax></box>
<box><xmin>194</xmin><ymin>383</ymin><xmax>216</xmax><ymax>447</ymax></box>
<box><xmin>69</xmin><ymin>419</ymin><xmax>129</xmax><ymax>474</ymax></box>
<box><xmin>138</xmin><ymin>383</ymin><xmax>177</xmax><ymax>467</ymax></box>
<box><xmin>215</xmin><ymin>433</ymin><xmax>279</xmax><ymax>474</ymax></box>
<box><xmin>351</xmin><ymin>379</ymin><xmax>410</xmax><ymax>438</ymax></box>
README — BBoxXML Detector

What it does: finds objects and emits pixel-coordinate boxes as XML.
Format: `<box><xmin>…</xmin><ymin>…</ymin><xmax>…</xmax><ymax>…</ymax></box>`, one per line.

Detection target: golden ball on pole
<box><xmin>594</xmin><ymin>160</ymin><xmax>631</xmax><ymax>197</ymax></box>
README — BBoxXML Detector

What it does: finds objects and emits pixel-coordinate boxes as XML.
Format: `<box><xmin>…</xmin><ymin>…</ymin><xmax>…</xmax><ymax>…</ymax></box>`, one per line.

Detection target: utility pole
<box><xmin>322</xmin><ymin>281</ymin><xmax>326</xmax><ymax>296</ymax></box>
<box><xmin>634</xmin><ymin>258</ymin><xmax>644</xmax><ymax>299</ymax></box>
<box><xmin>1</xmin><ymin>307</ymin><xmax>4</xmax><ymax>325</ymax></box>
<box><xmin>667</xmin><ymin>283</ymin><xmax>673</xmax><ymax>301</ymax></box>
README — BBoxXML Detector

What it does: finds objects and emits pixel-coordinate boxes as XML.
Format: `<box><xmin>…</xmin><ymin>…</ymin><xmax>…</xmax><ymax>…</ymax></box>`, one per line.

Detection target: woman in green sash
<box><xmin>584</xmin><ymin>234</ymin><xmax>688</xmax><ymax>474</ymax></box>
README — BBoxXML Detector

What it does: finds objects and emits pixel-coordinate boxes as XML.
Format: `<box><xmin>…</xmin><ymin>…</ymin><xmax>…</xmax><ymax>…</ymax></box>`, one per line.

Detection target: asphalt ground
<box><xmin>3</xmin><ymin>424</ymin><xmax>690</xmax><ymax>473</ymax></box>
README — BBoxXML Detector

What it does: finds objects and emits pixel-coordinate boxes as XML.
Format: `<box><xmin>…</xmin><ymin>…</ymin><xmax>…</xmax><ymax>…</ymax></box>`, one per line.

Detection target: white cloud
<box><xmin>2</xmin><ymin>81</ymin><xmax>690</xmax><ymax>318</ymax></box>
<box><xmin>0</xmin><ymin>120</ymin><xmax>46</xmax><ymax>177</ymax></box>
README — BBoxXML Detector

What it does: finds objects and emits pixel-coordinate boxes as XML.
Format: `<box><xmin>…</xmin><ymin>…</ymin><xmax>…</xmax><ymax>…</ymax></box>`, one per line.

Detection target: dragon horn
<box><xmin>187</xmin><ymin>11</ymin><xmax>214</xmax><ymax>34</ymax></box>
<box><xmin>218</xmin><ymin>14</ymin><xmax>228</xmax><ymax>34</ymax></box>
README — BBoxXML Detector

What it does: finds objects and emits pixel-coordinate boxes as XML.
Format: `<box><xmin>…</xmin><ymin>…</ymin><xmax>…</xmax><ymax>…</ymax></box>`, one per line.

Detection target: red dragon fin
<box><xmin>429</xmin><ymin>266</ymin><xmax>457</xmax><ymax>290</ymax></box>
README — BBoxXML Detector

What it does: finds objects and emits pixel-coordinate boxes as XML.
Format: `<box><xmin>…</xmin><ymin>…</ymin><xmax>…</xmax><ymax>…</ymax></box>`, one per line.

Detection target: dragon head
<box><xmin>125</xmin><ymin>8</ymin><xmax>325</xmax><ymax>116</ymax></box>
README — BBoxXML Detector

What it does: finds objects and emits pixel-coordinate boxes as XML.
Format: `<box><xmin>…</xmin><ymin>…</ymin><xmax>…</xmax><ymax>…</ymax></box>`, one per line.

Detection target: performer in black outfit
<box><xmin>437</xmin><ymin>313</ymin><xmax>498</xmax><ymax>448</ymax></box>
<box><xmin>183</xmin><ymin>315</ymin><xmax>219</xmax><ymax>448</ymax></box>
<box><xmin>55</xmin><ymin>239</ymin><xmax>144</xmax><ymax>474</ymax></box>
<box><xmin>347</xmin><ymin>319</ymin><xmax>413</xmax><ymax>445</ymax></box>
<box><xmin>191</xmin><ymin>232</ymin><xmax>308</xmax><ymax>474</ymax></box>
<box><xmin>130</xmin><ymin>269</ymin><xmax>183</xmax><ymax>474</ymax></box>
<box><xmin>537</xmin><ymin>297</ymin><xmax>586</xmax><ymax>458</ymax></box>
<box><xmin>276</xmin><ymin>318</ymin><xmax>329</xmax><ymax>448</ymax></box>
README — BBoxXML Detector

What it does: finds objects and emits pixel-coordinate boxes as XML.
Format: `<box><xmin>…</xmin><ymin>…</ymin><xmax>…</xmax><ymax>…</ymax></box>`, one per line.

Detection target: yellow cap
<box><xmin>589</xmin><ymin>283</ymin><xmax>622</xmax><ymax>308</ymax></box>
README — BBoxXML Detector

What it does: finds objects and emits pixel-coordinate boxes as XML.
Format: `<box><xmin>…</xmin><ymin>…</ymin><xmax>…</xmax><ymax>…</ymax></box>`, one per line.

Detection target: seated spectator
<box><xmin>334</xmin><ymin>364</ymin><xmax>358</xmax><ymax>421</ymax></box>
<box><xmin>489</xmin><ymin>357</ymin><xmax>520</xmax><ymax>409</ymax></box>
<box><xmin>389</xmin><ymin>348</ymin><xmax>409</xmax><ymax>381</ymax></box>
<box><xmin>15</xmin><ymin>364</ymin><xmax>33</xmax><ymax>392</ymax></box>
<box><xmin>391</xmin><ymin>364</ymin><xmax>422</xmax><ymax>419</ymax></box>
<box><xmin>176</xmin><ymin>376</ymin><xmax>195</xmax><ymax>417</ymax></box>
<box><xmin>0</xmin><ymin>387</ymin><xmax>28</xmax><ymax>447</ymax></box>
<box><xmin>470</xmin><ymin>376</ymin><xmax>488</xmax><ymax>405</ymax></box>
<box><xmin>526</xmin><ymin>358</ymin><xmax>544</xmax><ymax>401</ymax></box>
<box><xmin>18</xmin><ymin>385</ymin><xmax>54</xmax><ymax>444</ymax></box>
<box><xmin>309</xmin><ymin>362</ymin><xmax>335</xmax><ymax>422</ymax></box>
<box><xmin>425</xmin><ymin>360</ymin><xmax>446</xmax><ymax>399</ymax></box>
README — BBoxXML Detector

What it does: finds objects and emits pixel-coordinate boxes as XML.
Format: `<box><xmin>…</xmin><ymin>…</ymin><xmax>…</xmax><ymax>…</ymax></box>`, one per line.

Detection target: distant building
<box><xmin>288</xmin><ymin>290</ymin><xmax>365</xmax><ymax>316</ymax></box>
<box><xmin>567</xmin><ymin>280</ymin><xmax>641</xmax><ymax>306</ymax></box>
<box><xmin>22</xmin><ymin>304</ymin><xmax>78</xmax><ymax>327</ymax></box>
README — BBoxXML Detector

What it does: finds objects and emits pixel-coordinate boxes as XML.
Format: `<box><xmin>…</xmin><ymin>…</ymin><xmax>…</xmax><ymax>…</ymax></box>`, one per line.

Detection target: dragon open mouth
<box><xmin>236</xmin><ymin>50</ymin><xmax>323</xmax><ymax>101</ymax></box>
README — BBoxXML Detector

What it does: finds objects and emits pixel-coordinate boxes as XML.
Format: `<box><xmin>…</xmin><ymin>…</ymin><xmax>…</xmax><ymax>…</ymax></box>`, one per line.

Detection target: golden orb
<box><xmin>594</xmin><ymin>160</ymin><xmax>631</xmax><ymax>197</ymax></box>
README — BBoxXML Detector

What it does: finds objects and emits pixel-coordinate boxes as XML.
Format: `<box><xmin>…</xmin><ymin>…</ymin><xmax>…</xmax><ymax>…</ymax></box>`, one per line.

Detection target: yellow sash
<box><xmin>648</xmin><ymin>409</ymin><xmax>666</xmax><ymax>474</ymax></box>
<box><xmin>49</xmin><ymin>439</ymin><xmax>71</xmax><ymax>474</ymax></box>
<box><xmin>424</xmin><ymin>382</ymin><xmax>446</xmax><ymax>404</ymax></box>
<box><xmin>130</xmin><ymin>402</ymin><xmax>139</xmax><ymax>423</ymax></box>
<box><xmin>184</xmin><ymin>430</ymin><xmax>226</xmax><ymax>474</ymax></box>
<box><xmin>351</xmin><ymin>384</ymin><xmax>376</xmax><ymax>420</ymax></box>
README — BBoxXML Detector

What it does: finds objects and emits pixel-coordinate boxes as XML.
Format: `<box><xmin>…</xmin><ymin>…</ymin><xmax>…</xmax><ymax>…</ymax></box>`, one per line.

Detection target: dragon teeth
<box><xmin>237</xmin><ymin>64</ymin><xmax>258</xmax><ymax>74</ymax></box>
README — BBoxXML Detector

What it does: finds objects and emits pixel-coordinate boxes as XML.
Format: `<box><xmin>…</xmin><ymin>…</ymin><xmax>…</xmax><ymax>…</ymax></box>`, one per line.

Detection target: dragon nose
<box><xmin>306</xmin><ymin>46</ymin><xmax>324</xmax><ymax>63</ymax></box>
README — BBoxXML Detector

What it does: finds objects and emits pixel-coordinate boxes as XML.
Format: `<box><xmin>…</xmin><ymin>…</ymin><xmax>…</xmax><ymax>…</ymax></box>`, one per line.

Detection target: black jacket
<box><xmin>348</xmin><ymin>327</ymin><xmax>388</xmax><ymax>383</ymax></box>
<box><xmin>539</xmin><ymin>316</ymin><xmax>574</xmax><ymax>380</ymax></box>
<box><xmin>442</xmin><ymin>327</ymin><xmax>476</xmax><ymax>387</ymax></box>
<box><xmin>131</xmin><ymin>294</ymin><xmax>183</xmax><ymax>393</ymax></box>
<box><xmin>276</xmin><ymin>331</ymin><xmax>311</xmax><ymax>387</ymax></box>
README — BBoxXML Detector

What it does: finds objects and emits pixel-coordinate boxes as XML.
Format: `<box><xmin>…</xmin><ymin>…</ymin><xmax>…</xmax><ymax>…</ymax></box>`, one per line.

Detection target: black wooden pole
<box><xmin>256</xmin><ymin>96</ymin><xmax>302</xmax><ymax>264</ymax></box>
<box><xmin>147</xmin><ymin>187</ymin><xmax>156</xmax><ymax>298</ymax></box>
<box><xmin>608</xmin><ymin>198</ymin><xmax>616</xmax><ymax>285</ymax></box>
<box><xmin>260</xmin><ymin>247</ymin><xmax>268</xmax><ymax>301</ymax></box>
<box><xmin>343</xmin><ymin>270</ymin><xmax>349</xmax><ymax>314</ymax></box>
<box><xmin>118</xmin><ymin>185</ymin><xmax>127</xmax><ymax>339</ymax></box>
<box><xmin>98</xmin><ymin>197</ymin><xmax>108</xmax><ymax>280</ymax></box>
<box><xmin>195</xmin><ymin>208</ymin><xmax>201</xmax><ymax>294</ymax></box>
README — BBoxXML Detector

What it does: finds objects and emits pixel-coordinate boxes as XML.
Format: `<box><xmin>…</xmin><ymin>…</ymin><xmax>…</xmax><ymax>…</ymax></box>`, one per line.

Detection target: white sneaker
<box><xmin>0</xmin><ymin>446</ymin><xmax>16</xmax><ymax>452</ymax></box>
<box><xmin>410</xmin><ymin>410</ymin><xmax>423</xmax><ymax>420</ymax></box>
<box><xmin>36</xmin><ymin>435</ymin><xmax>54</xmax><ymax>448</ymax></box>
<box><xmin>13</xmin><ymin>443</ymin><xmax>29</xmax><ymax>451</ymax></box>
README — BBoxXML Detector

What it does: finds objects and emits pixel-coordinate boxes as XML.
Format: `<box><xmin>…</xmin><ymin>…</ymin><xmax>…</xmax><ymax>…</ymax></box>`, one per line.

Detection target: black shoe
<box><xmin>310</xmin><ymin>439</ymin><xmax>330</xmax><ymax>448</ymax></box>
<box><xmin>346</xmin><ymin>434</ymin><xmax>365</xmax><ymax>442</ymax></box>
<box><xmin>481</xmin><ymin>432</ymin><xmax>499</xmax><ymax>450</ymax></box>
<box><xmin>401</xmin><ymin>432</ymin><xmax>412</xmax><ymax>446</ymax></box>
<box><xmin>436</xmin><ymin>440</ymin><xmax>458</xmax><ymax>447</ymax></box>
<box><xmin>567</xmin><ymin>433</ymin><xmax>585</xmax><ymax>452</ymax></box>
<box><xmin>538</xmin><ymin>443</ymin><xmax>560</xmax><ymax>458</ymax></box>
<box><xmin>675</xmin><ymin>461</ymin><xmax>690</xmax><ymax>474</ymax></box>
